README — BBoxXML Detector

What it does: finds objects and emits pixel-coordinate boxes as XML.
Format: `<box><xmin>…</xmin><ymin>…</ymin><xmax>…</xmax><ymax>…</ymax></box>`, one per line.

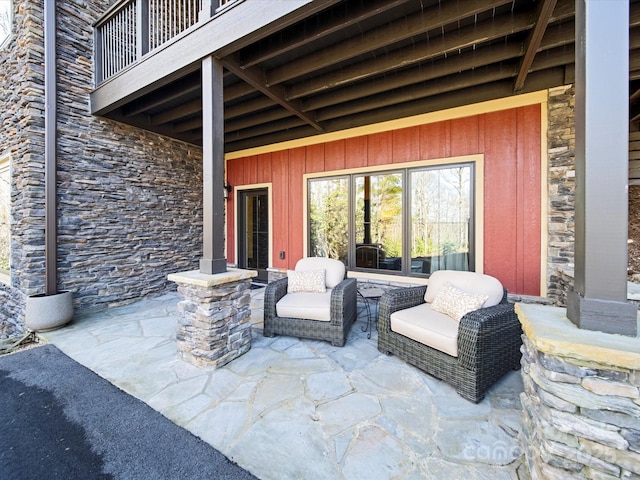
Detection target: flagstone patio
<box><xmin>40</xmin><ymin>289</ymin><xmax>530</xmax><ymax>480</ymax></box>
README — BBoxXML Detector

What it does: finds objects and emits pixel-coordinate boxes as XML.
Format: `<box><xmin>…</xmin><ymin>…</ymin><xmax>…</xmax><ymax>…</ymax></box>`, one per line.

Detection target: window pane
<box><xmin>0</xmin><ymin>158</ymin><xmax>9</xmax><ymax>274</ymax></box>
<box><xmin>308</xmin><ymin>177</ymin><xmax>348</xmax><ymax>264</ymax></box>
<box><xmin>410</xmin><ymin>165</ymin><xmax>471</xmax><ymax>274</ymax></box>
<box><xmin>0</xmin><ymin>1</ymin><xmax>11</xmax><ymax>46</ymax></box>
<box><xmin>355</xmin><ymin>172</ymin><xmax>402</xmax><ymax>271</ymax></box>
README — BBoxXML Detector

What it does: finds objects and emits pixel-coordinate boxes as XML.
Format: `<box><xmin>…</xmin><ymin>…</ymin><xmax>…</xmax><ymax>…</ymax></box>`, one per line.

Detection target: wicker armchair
<box><xmin>377</xmin><ymin>271</ymin><xmax>522</xmax><ymax>403</ymax></box>
<box><xmin>264</xmin><ymin>257</ymin><xmax>357</xmax><ymax>347</ymax></box>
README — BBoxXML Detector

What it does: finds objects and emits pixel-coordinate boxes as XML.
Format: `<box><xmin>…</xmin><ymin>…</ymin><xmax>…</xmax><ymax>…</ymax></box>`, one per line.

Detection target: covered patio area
<box><xmin>40</xmin><ymin>291</ymin><xmax>527</xmax><ymax>479</ymax></box>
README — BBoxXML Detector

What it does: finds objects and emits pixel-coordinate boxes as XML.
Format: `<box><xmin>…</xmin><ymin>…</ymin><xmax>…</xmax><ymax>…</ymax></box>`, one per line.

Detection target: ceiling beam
<box><xmin>224</xmin><ymin>80</ymin><xmax>256</xmax><ymax>102</ymax></box>
<box><xmin>301</xmin><ymin>43</ymin><xmax>524</xmax><ymax>112</ymax></box>
<box><xmin>225</xmin><ymin>116</ymin><xmax>307</xmax><ymax>142</ymax></box>
<box><xmin>287</xmin><ymin>10</ymin><xmax>536</xmax><ymax>100</ymax></box>
<box><xmin>225</xmin><ymin>125</ymin><xmax>319</xmax><ymax>153</ymax></box>
<box><xmin>315</xmin><ymin>63</ymin><xmax>521</xmax><ymax>121</ymax></box>
<box><xmin>240</xmin><ymin>0</ymin><xmax>412</xmax><ymax>69</ymax></box>
<box><xmin>122</xmin><ymin>73</ymin><xmax>201</xmax><ymax>117</ymax></box>
<box><xmin>150</xmin><ymin>98</ymin><xmax>201</xmax><ymax>125</ymax></box>
<box><xmin>172</xmin><ymin>117</ymin><xmax>202</xmax><ymax>133</ymax></box>
<box><xmin>220</xmin><ymin>54</ymin><xmax>323</xmax><ymax>131</ymax></box>
<box><xmin>225</xmin><ymin>107</ymin><xmax>292</xmax><ymax>132</ymax></box>
<box><xmin>321</xmin><ymin>69</ymin><xmax>567</xmax><ymax>134</ymax></box>
<box><xmin>225</xmin><ymin>95</ymin><xmax>276</xmax><ymax>119</ymax></box>
<box><xmin>514</xmin><ymin>0</ymin><xmax>558</xmax><ymax>92</ymax></box>
<box><xmin>265</xmin><ymin>0</ymin><xmax>514</xmax><ymax>86</ymax></box>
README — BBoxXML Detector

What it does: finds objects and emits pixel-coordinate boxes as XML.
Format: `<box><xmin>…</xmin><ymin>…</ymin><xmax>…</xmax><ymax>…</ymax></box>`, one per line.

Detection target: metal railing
<box><xmin>95</xmin><ymin>0</ymin><xmax>235</xmax><ymax>83</ymax></box>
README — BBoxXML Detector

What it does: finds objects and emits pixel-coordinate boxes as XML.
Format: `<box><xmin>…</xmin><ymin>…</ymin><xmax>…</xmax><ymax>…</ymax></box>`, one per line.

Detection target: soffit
<box><xmin>97</xmin><ymin>0</ymin><xmax>640</xmax><ymax>152</ymax></box>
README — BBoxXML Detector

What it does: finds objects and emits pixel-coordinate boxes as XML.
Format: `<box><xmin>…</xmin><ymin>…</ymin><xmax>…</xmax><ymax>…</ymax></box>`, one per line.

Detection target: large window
<box><xmin>0</xmin><ymin>1</ymin><xmax>12</xmax><ymax>47</ymax></box>
<box><xmin>308</xmin><ymin>176</ymin><xmax>349</xmax><ymax>263</ymax></box>
<box><xmin>0</xmin><ymin>154</ymin><xmax>10</xmax><ymax>276</ymax></box>
<box><xmin>308</xmin><ymin>162</ymin><xmax>474</xmax><ymax>277</ymax></box>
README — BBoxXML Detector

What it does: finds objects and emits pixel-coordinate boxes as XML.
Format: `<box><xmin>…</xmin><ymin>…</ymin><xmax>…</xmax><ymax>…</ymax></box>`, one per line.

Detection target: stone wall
<box><xmin>520</xmin><ymin>335</ymin><xmax>640</xmax><ymax>479</ymax></box>
<box><xmin>0</xmin><ymin>0</ymin><xmax>46</xmax><ymax>337</ymax></box>
<box><xmin>0</xmin><ymin>0</ymin><xmax>204</xmax><ymax>332</ymax></box>
<box><xmin>546</xmin><ymin>85</ymin><xmax>576</xmax><ymax>305</ymax></box>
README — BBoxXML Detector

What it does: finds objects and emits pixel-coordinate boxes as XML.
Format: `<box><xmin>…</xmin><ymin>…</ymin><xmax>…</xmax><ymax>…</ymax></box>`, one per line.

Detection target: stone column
<box><xmin>516</xmin><ymin>303</ymin><xmax>640</xmax><ymax>479</ymax></box>
<box><xmin>168</xmin><ymin>269</ymin><xmax>257</xmax><ymax>368</ymax></box>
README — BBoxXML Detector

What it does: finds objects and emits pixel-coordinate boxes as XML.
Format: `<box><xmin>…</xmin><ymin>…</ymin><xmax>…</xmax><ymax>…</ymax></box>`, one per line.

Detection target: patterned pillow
<box><xmin>430</xmin><ymin>282</ymin><xmax>488</xmax><ymax>321</ymax></box>
<box><xmin>287</xmin><ymin>269</ymin><xmax>326</xmax><ymax>293</ymax></box>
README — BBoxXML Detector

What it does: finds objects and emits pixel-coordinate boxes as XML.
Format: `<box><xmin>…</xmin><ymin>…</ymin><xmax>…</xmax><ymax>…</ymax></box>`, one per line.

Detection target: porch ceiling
<box><xmin>97</xmin><ymin>0</ymin><xmax>640</xmax><ymax>153</ymax></box>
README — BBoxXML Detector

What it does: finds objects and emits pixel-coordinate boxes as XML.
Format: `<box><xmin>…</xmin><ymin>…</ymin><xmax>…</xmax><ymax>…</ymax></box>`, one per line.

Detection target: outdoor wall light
<box><xmin>224</xmin><ymin>184</ymin><xmax>232</xmax><ymax>199</ymax></box>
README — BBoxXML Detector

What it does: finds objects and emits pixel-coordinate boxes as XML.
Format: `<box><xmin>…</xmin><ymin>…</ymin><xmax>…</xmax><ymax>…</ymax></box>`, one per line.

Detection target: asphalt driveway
<box><xmin>0</xmin><ymin>344</ymin><xmax>257</xmax><ymax>480</ymax></box>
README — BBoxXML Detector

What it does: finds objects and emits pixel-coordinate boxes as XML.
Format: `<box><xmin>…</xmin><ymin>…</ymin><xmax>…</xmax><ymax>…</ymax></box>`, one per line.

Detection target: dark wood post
<box><xmin>199</xmin><ymin>55</ymin><xmax>227</xmax><ymax>274</ymax></box>
<box><xmin>44</xmin><ymin>0</ymin><xmax>57</xmax><ymax>296</ymax></box>
<box><xmin>567</xmin><ymin>0</ymin><xmax>637</xmax><ymax>336</ymax></box>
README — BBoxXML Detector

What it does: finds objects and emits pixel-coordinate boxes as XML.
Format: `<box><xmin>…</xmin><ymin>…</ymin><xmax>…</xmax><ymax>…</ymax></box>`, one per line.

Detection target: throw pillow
<box><xmin>430</xmin><ymin>282</ymin><xmax>488</xmax><ymax>321</ymax></box>
<box><xmin>287</xmin><ymin>269</ymin><xmax>326</xmax><ymax>293</ymax></box>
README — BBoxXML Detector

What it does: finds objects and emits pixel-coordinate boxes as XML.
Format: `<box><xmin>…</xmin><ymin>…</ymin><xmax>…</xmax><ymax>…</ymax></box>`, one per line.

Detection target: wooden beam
<box><xmin>221</xmin><ymin>54</ymin><xmax>323</xmax><ymax>131</ymax></box>
<box><xmin>224</xmin><ymin>107</ymin><xmax>291</xmax><ymax>132</ymax></box>
<box><xmin>514</xmin><ymin>0</ymin><xmax>558</xmax><ymax>92</ymax></box>
<box><xmin>321</xmin><ymin>69</ymin><xmax>566</xmax><ymax>133</ymax></box>
<box><xmin>225</xmin><ymin>116</ymin><xmax>307</xmax><ymax>142</ymax></box>
<box><xmin>287</xmin><ymin>10</ymin><xmax>535</xmax><ymax>100</ymax></box>
<box><xmin>172</xmin><ymin>117</ymin><xmax>202</xmax><ymax>133</ymax></box>
<box><xmin>225</xmin><ymin>125</ymin><xmax>319</xmax><ymax>152</ymax></box>
<box><xmin>240</xmin><ymin>0</ymin><xmax>412</xmax><ymax>68</ymax></box>
<box><xmin>315</xmin><ymin>63</ymin><xmax>520</xmax><ymax>121</ymax></box>
<box><xmin>301</xmin><ymin>43</ymin><xmax>523</xmax><ymax>111</ymax></box>
<box><xmin>123</xmin><ymin>73</ymin><xmax>200</xmax><ymax>117</ymax></box>
<box><xmin>225</xmin><ymin>95</ymin><xmax>276</xmax><ymax>119</ymax></box>
<box><xmin>105</xmin><ymin>110</ymin><xmax>197</xmax><ymax>143</ymax></box>
<box><xmin>529</xmin><ymin>45</ymin><xmax>575</xmax><ymax>72</ymax></box>
<box><xmin>223</xmin><ymin>80</ymin><xmax>256</xmax><ymax>102</ymax></box>
<box><xmin>150</xmin><ymin>98</ymin><xmax>201</xmax><ymax>125</ymax></box>
<box><xmin>265</xmin><ymin>0</ymin><xmax>514</xmax><ymax>87</ymax></box>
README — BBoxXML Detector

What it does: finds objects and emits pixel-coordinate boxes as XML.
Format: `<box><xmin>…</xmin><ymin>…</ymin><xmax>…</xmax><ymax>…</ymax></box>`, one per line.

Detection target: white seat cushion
<box><xmin>425</xmin><ymin>270</ymin><xmax>503</xmax><ymax>308</ymax></box>
<box><xmin>390</xmin><ymin>303</ymin><xmax>459</xmax><ymax>357</ymax></box>
<box><xmin>276</xmin><ymin>290</ymin><xmax>332</xmax><ymax>322</ymax></box>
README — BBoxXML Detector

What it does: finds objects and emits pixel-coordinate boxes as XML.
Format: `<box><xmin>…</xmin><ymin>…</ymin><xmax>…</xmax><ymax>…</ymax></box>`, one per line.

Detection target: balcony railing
<box><xmin>95</xmin><ymin>0</ymin><xmax>236</xmax><ymax>84</ymax></box>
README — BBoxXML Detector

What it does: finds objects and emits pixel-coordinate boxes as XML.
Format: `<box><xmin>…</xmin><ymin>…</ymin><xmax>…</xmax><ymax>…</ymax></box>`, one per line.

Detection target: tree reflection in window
<box><xmin>0</xmin><ymin>156</ymin><xmax>10</xmax><ymax>274</ymax></box>
<box><xmin>308</xmin><ymin>163</ymin><xmax>473</xmax><ymax>276</ymax></box>
<box><xmin>308</xmin><ymin>177</ymin><xmax>348</xmax><ymax>264</ymax></box>
<box><xmin>410</xmin><ymin>165</ymin><xmax>471</xmax><ymax>274</ymax></box>
<box><xmin>355</xmin><ymin>173</ymin><xmax>402</xmax><ymax>271</ymax></box>
<box><xmin>0</xmin><ymin>1</ymin><xmax>11</xmax><ymax>47</ymax></box>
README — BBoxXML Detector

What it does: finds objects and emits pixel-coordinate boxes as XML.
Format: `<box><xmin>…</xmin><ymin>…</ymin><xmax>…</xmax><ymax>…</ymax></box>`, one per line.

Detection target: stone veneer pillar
<box><xmin>168</xmin><ymin>269</ymin><xmax>256</xmax><ymax>367</ymax></box>
<box><xmin>516</xmin><ymin>303</ymin><xmax>640</xmax><ymax>479</ymax></box>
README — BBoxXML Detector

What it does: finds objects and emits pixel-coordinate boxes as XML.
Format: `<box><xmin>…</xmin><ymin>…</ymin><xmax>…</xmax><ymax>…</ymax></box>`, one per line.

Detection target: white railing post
<box><xmin>199</xmin><ymin>0</ymin><xmax>213</xmax><ymax>21</ymax></box>
<box><xmin>136</xmin><ymin>0</ymin><xmax>149</xmax><ymax>58</ymax></box>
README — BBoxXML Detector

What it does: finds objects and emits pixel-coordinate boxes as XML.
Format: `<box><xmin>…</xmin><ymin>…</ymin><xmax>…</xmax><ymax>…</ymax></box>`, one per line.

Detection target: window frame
<box><xmin>0</xmin><ymin>0</ymin><xmax>13</xmax><ymax>49</ymax></box>
<box><xmin>0</xmin><ymin>152</ymin><xmax>11</xmax><ymax>283</ymax></box>
<box><xmin>306</xmin><ymin>157</ymin><xmax>478</xmax><ymax>278</ymax></box>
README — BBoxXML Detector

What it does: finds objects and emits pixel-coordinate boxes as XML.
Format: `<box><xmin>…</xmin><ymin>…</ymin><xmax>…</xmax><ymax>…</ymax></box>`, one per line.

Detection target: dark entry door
<box><xmin>238</xmin><ymin>189</ymin><xmax>269</xmax><ymax>283</ymax></box>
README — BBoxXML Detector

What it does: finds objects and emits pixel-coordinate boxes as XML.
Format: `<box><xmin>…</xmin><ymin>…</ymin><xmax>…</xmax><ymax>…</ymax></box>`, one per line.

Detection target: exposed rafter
<box><xmin>220</xmin><ymin>54</ymin><xmax>323</xmax><ymax>131</ymax></box>
<box><xmin>240</xmin><ymin>0</ymin><xmax>413</xmax><ymax>69</ymax></box>
<box><xmin>514</xmin><ymin>0</ymin><xmax>558</xmax><ymax>92</ymax></box>
<box><xmin>91</xmin><ymin>0</ymin><xmax>638</xmax><ymax>152</ymax></box>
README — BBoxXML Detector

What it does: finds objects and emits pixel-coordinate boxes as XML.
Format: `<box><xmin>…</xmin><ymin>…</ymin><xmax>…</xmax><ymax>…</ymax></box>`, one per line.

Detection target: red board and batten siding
<box><xmin>226</xmin><ymin>105</ymin><xmax>542</xmax><ymax>296</ymax></box>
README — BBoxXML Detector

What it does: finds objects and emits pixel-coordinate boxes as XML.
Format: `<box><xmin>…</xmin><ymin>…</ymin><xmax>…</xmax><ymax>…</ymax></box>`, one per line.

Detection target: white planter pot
<box><xmin>25</xmin><ymin>291</ymin><xmax>74</xmax><ymax>332</ymax></box>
